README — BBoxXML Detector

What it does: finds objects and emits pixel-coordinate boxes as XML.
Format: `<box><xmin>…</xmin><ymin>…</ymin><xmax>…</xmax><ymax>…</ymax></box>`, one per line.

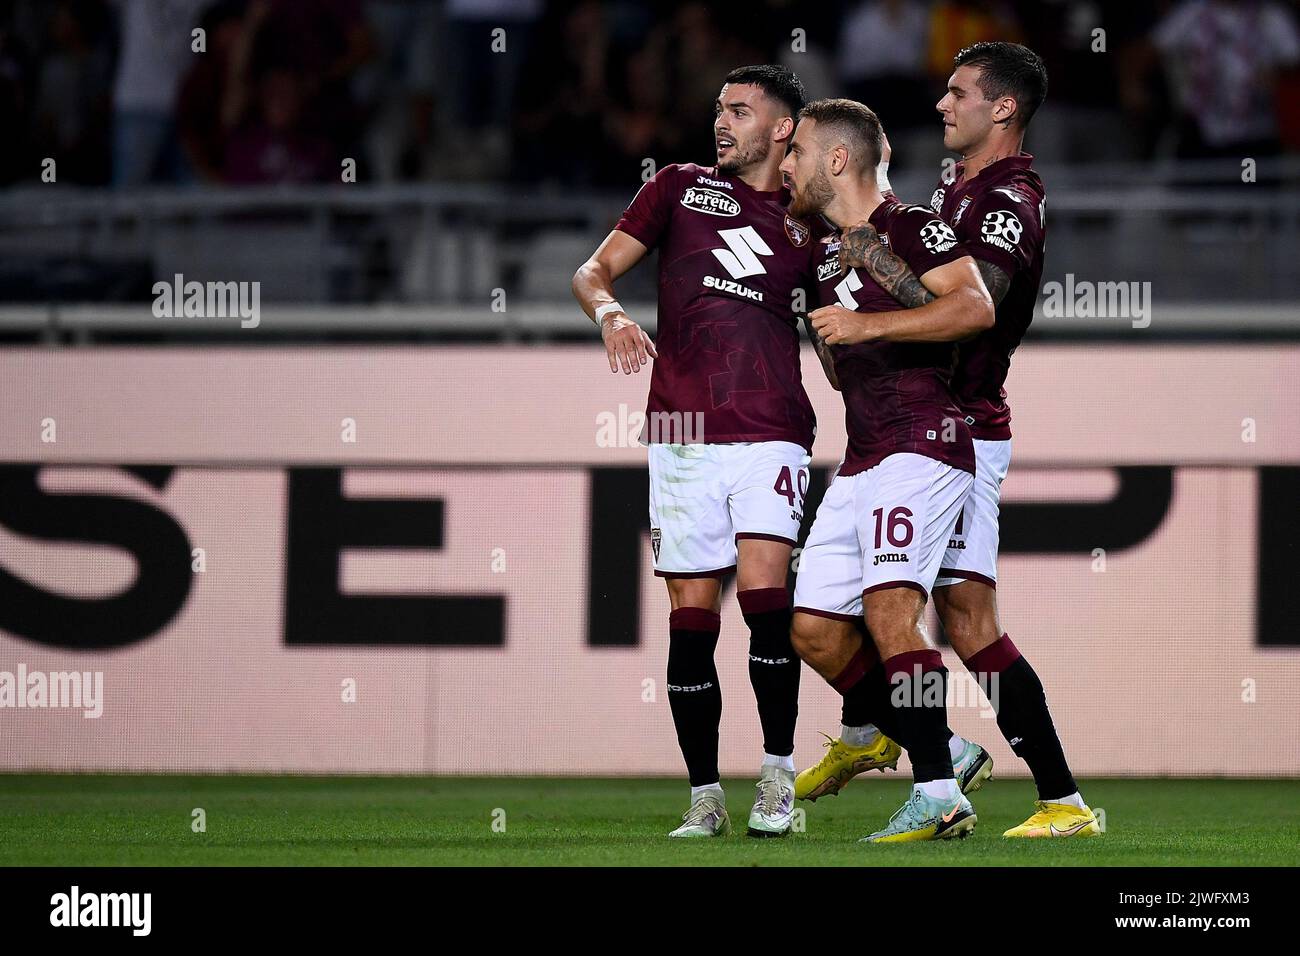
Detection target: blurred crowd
<box><xmin>0</xmin><ymin>0</ymin><xmax>1297</xmax><ymax>189</ymax></box>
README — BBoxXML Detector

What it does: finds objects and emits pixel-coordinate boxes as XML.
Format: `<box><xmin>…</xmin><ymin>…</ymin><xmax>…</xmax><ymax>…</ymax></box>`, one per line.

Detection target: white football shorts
<box><xmin>647</xmin><ymin>441</ymin><xmax>811</xmax><ymax>577</ymax></box>
<box><xmin>793</xmin><ymin>452</ymin><xmax>973</xmax><ymax>618</ymax></box>
<box><xmin>935</xmin><ymin>439</ymin><xmax>1012</xmax><ymax>590</ymax></box>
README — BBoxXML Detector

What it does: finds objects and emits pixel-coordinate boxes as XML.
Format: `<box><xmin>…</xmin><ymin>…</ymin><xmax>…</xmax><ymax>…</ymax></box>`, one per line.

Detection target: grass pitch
<box><xmin>1</xmin><ymin>775</ymin><xmax>1296</xmax><ymax>866</ymax></box>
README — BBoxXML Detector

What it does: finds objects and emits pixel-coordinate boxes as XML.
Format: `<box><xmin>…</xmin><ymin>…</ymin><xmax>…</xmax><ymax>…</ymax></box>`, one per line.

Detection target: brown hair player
<box><xmin>780</xmin><ymin>97</ymin><xmax>996</xmax><ymax>841</ymax></box>
<box><xmin>801</xmin><ymin>41</ymin><xmax>1101</xmax><ymax>839</ymax></box>
<box><xmin>572</xmin><ymin>65</ymin><xmax>825</xmax><ymax>839</ymax></box>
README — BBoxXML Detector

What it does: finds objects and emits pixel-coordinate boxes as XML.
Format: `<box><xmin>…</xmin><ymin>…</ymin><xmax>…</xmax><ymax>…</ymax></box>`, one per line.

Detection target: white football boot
<box><xmin>747</xmin><ymin>764</ymin><xmax>796</xmax><ymax>837</ymax></box>
<box><xmin>668</xmin><ymin>789</ymin><xmax>732</xmax><ymax>838</ymax></box>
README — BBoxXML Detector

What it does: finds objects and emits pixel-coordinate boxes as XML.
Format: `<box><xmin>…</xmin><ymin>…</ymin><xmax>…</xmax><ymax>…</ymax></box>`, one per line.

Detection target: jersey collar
<box><xmin>953</xmin><ymin>151</ymin><xmax>1034</xmax><ymax>186</ymax></box>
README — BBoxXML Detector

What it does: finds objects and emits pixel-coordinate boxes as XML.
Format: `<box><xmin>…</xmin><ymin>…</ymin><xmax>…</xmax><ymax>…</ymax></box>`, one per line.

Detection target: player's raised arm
<box><xmin>572</xmin><ymin>229</ymin><xmax>658</xmax><ymax>375</ymax></box>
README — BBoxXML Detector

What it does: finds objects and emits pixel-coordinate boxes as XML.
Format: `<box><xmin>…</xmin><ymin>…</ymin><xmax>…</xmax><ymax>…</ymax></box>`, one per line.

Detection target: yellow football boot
<box><xmin>795</xmin><ymin>732</ymin><xmax>901</xmax><ymax>801</ymax></box>
<box><xmin>1003</xmin><ymin>800</ymin><xmax>1102</xmax><ymax>838</ymax></box>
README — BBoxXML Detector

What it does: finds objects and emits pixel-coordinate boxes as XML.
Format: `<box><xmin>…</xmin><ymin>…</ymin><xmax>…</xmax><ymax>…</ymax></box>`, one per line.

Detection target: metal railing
<box><xmin>0</xmin><ymin>159</ymin><xmax>1296</xmax><ymax>330</ymax></box>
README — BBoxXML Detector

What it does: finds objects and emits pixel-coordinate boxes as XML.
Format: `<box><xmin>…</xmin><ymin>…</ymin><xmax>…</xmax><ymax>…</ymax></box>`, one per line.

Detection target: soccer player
<box><xmin>778</xmin><ymin>98</ymin><xmax>996</xmax><ymax>842</ymax></box>
<box><xmin>803</xmin><ymin>42</ymin><xmax>1101</xmax><ymax>838</ymax></box>
<box><xmin>572</xmin><ymin>65</ymin><xmax>822</xmax><ymax>838</ymax></box>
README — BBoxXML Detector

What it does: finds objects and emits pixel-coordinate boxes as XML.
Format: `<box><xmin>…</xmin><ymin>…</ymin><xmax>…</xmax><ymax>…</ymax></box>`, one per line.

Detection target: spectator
<box><xmin>445</xmin><ymin>0</ymin><xmax>543</xmax><ymax>174</ymax></box>
<box><xmin>1153</xmin><ymin>0</ymin><xmax>1300</xmax><ymax>158</ymax></box>
<box><xmin>0</xmin><ymin>19</ymin><xmax>37</xmax><ymax>184</ymax></box>
<box><xmin>223</xmin><ymin>66</ymin><xmax>333</xmax><ymax>183</ymax></box>
<box><xmin>665</xmin><ymin>2</ymin><xmax>767</xmax><ymax>164</ymax></box>
<box><xmin>250</xmin><ymin>0</ymin><xmax>375</xmax><ymax>157</ymax></box>
<box><xmin>601</xmin><ymin>44</ymin><xmax>684</xmax><ymax>187</ymax></box>
<box><xmin>926</xmin><ymin>1</ymin><xmax>1022</xmax><ymax>81</ymax></box>
<box><xmin>110</xmin><ymin>0</ymin><xmax>209</xmax><ymax>186</ymax></box>
<box><xmin>33</xmin><ymin>0</ymin><xmax>114</xmax><ymax>186</ymax></box>
<box><xmin>837</xmin><ymin>0</ymin><xmax>932</xmax><ymax>138</ymax></box>
<box><xmin>176</xmin><ymin>0</ymin><xmax>254</xmax><ymax>183</ymax></box>
<box><xmin>513</xmin><ymin>0</ymin><xmax>609</xmax><ymax>186</ymax></box>
<box><xmin>354</xmin><ymin>0</ymin><xmax>439</xmax><ymax>182</ymax></box>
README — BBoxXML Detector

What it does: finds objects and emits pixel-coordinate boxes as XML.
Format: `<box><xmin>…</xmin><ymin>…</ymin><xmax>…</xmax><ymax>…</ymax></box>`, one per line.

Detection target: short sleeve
<box><xmin>885</xmin><ymin>206</ymin><xmax>969</xmax><ymax>277</ymax></box>
<box><xmin>960</xmin><ymin>187</ymin><xmax>1043</xmax><ymax>277</ymax></box>
<box><xmin>613</xmin><ymin>164</ymin><xmax>680</xmax><ymax>250</ymax></box>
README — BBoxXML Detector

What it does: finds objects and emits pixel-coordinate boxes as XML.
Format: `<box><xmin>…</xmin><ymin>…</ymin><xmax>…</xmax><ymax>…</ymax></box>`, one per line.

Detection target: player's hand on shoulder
<box><xmin>600</xmin><ymin>310</ymin><xmax>658</xmax><ymax>374</ymax></box>
<box><xmin>809</xmin><ymin>304</ymin><xmax>879</xmax><ymax>346</ymax></box>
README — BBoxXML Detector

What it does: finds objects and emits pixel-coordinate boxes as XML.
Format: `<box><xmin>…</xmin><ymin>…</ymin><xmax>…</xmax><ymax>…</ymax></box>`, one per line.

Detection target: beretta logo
<box><xmin>681</xmin><ymin>187</ymin><xmax>740</xmax><ymax>217</ymax></box>
<box><xmin>784</xmin><ymin>215</ymin><xmax>810</xmax><ymax>247</ymax></box>
<box><xmin>817</xmin><ymin>258</ymin><xmax>841</xmax><ymax>282</ymax></box>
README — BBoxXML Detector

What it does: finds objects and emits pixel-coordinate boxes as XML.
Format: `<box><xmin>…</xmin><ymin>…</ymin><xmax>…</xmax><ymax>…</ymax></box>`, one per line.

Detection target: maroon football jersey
<box><xmin>930</xmin><ymin>153</ymin><xmax>1046</xmax><ymax>440</ymax></box>
<box><xmin>814</xmin><ymin>200</ymin><xmax>975</xmax><ymax>477</ymax></box>
<box><xmin>614</xmin><ymin>163</ymin><xmax>818</xmax><ymax>450</ymax></box>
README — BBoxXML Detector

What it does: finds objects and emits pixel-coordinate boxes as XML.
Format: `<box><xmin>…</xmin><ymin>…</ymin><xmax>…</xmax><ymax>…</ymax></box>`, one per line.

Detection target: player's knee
<box><xmin>935</xmin><ymin>586</ymin><xmax>998</xmax><ymax>654</ymax></box>
<box><xmin>789</xmin><ymin>615</ymin><xmax>825</xmax><ymax>663</ymax></box>
<box><xmin>667</xmin><ymin>578</ymin><xmax>722</xmax><ymax>612</ymax></box>
<box><xmin>862</xmin><ymin>608</ymin><xmax>921</xmax><ymax>652</ymax></box>
<box><xmin>938</xmin><ymin>604</ymin><xmax>994</xmax><ymax>659</ymax></box>
<box><xmin>943</xmin><ymin>614</ymin><xmax>982</xmax><ymax>655</ymax></box>
<box><xmin>793</xmin><ymin>624</ymin><xmax>848</xmax><ymax>676</ymax></box>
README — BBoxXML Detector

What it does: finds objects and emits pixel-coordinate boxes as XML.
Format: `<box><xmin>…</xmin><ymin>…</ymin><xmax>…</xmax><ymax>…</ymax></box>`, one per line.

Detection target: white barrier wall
<box><xmin>1</xmin><ymin>344</ymin><xmax>1297</xmax><ymax>776</ymax></box>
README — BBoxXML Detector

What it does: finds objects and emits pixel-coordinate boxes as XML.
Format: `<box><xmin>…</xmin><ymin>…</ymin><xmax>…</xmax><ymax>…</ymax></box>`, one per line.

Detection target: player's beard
<box><xmin>717</xmin><ymin>134</ymin><xmax>771</xmax><ymax>175</ymax></box>
<box><xmin>788</xmin><ymin>163</ymin><xmax>834</xmax><ymax>220</ymax></box>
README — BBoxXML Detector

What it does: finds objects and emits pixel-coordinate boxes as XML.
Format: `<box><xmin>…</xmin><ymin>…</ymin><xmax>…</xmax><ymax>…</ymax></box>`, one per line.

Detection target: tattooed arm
<box><xmin>803</xmin><ymin>314</ymin><xmax>840</xmax><ymax>390</ymax></box>
<box><xmin>840</xmin><ymin>221</ymin><xmax>936</xmax><ymax>309</ymax></box>
<box><xmin>973</xmin><ymin>258</ymin><xmax>1011</xmax><ymax>307</ymax></box>
<box><xmin>810</xmin><ymin>255</ymin><xmax>995</xmax><ymax>346</ymax></box>
<box><xmin>841</xmin><ymin>220</ymin><xmax>1012</xmax><ymax>310</ymax></box>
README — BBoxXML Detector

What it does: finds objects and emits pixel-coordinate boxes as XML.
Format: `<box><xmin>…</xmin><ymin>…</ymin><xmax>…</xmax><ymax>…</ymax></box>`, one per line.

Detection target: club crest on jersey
<box><xmin>651</xmin><ymin>527</ymin><xmax>662</xmax><ymax>561</ymax></box>
<box><xmin>681</xmin><ymin>187</ymin><xmax>740</xmax><ymax>217</ymax></box>
<box><xmin>920</xmin><ymin>219</ymin><xmax>958</xmax><ymax>253</ymax></box>
<box><xmin>784</xmin><ymin>215</ymin><xmax>810</xmax><ymax>247</ymax></box>
<box><xmin>953</xmin><ymin>196</ymin><xmax>973</xmax><ymax>224</ymax></box>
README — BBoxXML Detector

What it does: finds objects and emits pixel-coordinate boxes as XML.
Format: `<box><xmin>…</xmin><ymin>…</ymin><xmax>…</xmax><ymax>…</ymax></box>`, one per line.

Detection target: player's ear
<box><xmin>829</xmin><ymin>144</ymin><xmax>848</xmax><ymax>177</ymax></box>
<box><xmin>773</xmin><ymin>115</ymin><xmax>795</xmax><ymax>144</ymax></box>
<box><xmin>992</xmin><ymin>96</ymin><xmax>1018</xmax><ymax>128</ymax></box>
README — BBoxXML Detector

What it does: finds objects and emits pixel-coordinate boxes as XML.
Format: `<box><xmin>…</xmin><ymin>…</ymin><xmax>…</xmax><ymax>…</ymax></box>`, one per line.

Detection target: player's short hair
<box><xmin>796</xmin><ymin>98</ymin><xmax>883</xmax><ymax>173</ymax></box>
<box><xmin>953</xmin><ymin>41</ymin><xmax>1048</xmax><ymax>130</ymax></box>
<box><xmin>723</xmin><ymin>65</ymin><xmax>806</xmax><ymax>118</ymax></box>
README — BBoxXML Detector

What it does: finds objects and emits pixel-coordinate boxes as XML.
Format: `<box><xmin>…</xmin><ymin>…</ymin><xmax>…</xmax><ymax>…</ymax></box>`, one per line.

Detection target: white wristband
<box><xmin>877</xmin><ymin>159</ymin><xmax>892</xmax><ymax>195</ymax></box>
<box><xmin>594</xmin><ymin>302</ymin><xmax>625</xmax><ymax>324</ymax></box>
